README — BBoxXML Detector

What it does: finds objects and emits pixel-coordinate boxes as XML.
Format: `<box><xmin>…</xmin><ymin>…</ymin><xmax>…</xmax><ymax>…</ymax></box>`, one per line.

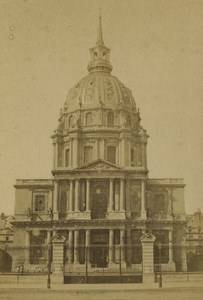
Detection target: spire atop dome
<box><xmin>96</xmin><ymin>13</ymin><xmax>104</xmax><ymax>46</ymax></box>
<box><xmin>87</xmin><ymin>15</ymin><xmax>113</xmax><ymax>74</ymax></box>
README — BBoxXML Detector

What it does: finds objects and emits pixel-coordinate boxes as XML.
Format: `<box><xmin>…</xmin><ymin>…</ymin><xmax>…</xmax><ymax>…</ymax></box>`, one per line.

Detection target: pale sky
<box><xmin>0</xmin><ymin>0</ymin><xmax>203</xmax><ymax>215</ymax></box>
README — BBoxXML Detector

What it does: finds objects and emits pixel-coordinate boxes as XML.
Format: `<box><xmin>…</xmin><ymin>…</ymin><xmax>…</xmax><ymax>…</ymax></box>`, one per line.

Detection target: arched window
<box><xmin>86</xmin><ymin>112</ymin><xmax>93</xmax><ymax>126</ymax></box>
<box><xmin>107</xmin><ymin>112</ymin><xmax>114</xmax><ymax>126</ymax></box>
<box><xmin>69</xmin><ymin>115</ymin><xmax>74</xmax><ymax>128</ymax></box>
<box><xmin>84</xmin><ymin>146</ymin><xmax>93</xmax><ymax>164</ymax></box>
<box><xmin>107</xmin><ymin>146</ymin><xmax>116</xmax><ymax>164</ymax></box>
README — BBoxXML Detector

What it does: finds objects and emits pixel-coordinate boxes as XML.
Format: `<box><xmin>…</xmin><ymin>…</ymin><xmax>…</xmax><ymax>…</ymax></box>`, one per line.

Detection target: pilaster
<box><xmin>53</xmin><ymin>181</ymin><xmax>59</xmax><ymax>220</ymax></box>
<box><xmin>141</xmin><ymin>180</ymin><xmax>147</xmax><ymax>219</ymax></box>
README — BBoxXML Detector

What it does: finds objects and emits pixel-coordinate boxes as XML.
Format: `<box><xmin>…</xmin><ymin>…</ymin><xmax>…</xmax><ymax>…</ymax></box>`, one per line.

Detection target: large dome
<box><xmin>56</xmin><ymin>16</ymin><xmax>143</xmax><ymax>134</ymax></box>
<box><xmin>61</xmin><ymin>15</ymin><xmax>137</xmax><ymax>116</ymax></box>
<box><xmin>65</xmin><ymin>73</ymin><xmax>136</xmax><ymax>113</ymax></box>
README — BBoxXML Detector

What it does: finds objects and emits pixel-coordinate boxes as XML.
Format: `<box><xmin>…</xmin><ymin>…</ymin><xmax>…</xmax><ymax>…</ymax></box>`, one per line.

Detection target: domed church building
<box><xmin>12</xmin><ymin>17</ymin><xmax>187</xmax><ymax>283</ymax></box>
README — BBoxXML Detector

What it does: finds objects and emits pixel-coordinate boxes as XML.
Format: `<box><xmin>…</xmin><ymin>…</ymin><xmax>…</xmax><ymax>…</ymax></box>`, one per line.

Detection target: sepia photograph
<box><xmin>0</xmin><ymin>0</ymin><xmax>203</xmax><ymax>299</ymax></box>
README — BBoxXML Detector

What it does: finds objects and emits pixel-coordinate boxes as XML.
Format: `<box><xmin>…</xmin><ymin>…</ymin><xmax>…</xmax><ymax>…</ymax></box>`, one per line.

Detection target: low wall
<box><xmin>161</xmin><ymin>272</ymin><xmax>203</xmax><ymax>282</ymax></box>
<box><xmin>1</xmin><ymin>272</ymin><xmax>203</xmax><ymax>285</ymax></box>
<box><xmin>0</xmin><ymin>273</ymin><xmax>47</xmax><ymax>284</ymax></box>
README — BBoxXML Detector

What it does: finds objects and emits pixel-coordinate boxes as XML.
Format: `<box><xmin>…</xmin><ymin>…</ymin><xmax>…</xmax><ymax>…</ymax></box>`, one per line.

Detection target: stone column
<box><xmin>25</xmin><ymin>231</ymin><xmax>30</xmax><ymax>264</ymax></box>
<box><xmin>100</xmin><ymin>139</ymin><xmax>105</xmax><ymax>160</ymax></box>
<box><xmin>74</xmin><ymin>179</ymin><xmax>80</xmax><ymax>212</ymax></box>
<box><xmin>141</xmin><ymin>180</ymin><xmax>147</xmax><ymax>219</ymax></box>
<box><xmin>72</xmin><ymin>137</ymin><xmax>78</xmax><ymax>168</ymax></box>
<box><xmin>86</xmin><ymin>179</ymin><xmax>90</xmax><ymax>211</ymax></box>
<box><xmin>167</xmin><ymin>189</ymin><xmax>173</xmax><ymax>219</ymax></box>
<box><xmin>109</xmin><ymin>179</ymin><xmax>114</xmax><ymax>211</ymax></box>
<box><xmin>74</xmin><ymin>230</ymin><xmax>80</xmax><ymax>264</ymax></box>
<box><xmin>140</xmin><ymin>233</ymin><xmax>156</xmax><ymax>283</ymax></box>
<box><xmin>47</xmin><ymin>231</ymin><xmax>51</xmax><ymax>244</ymax></box>
<box><xmin>68</xmin><ymin>230</ymin><xmax>74</xmax><ymax>264</ymax></box>
<box><xmin>142</xmin><ymin>143</ymin><xmax>146</xmax><ymax>167</ymax></box>
<box><xmin>95</xmin><ymin>139</ymin><xmax>99</xmax><ymax>160</ymax></box>
<box><xmin>126</xmin><ymin>229</ymin><xmax>132</xmax><ymax>265</ymax></box>
<box><xmin>109</xmin><ymin>229</ymin><xmax>114</xmax><ymax>264</ymax></box>
<box><xmin>168</xmin><ymin>230</ymin><xmax>173</xmax><ymax>262</ymax></box>
<box><xmin>53</xmin><ymin>181</ymin><xmax>59</xmax><ymax>220</ymax></box>
<box><xmin>120</xmin><ymin>178</ymin><xmax>125</xmax><ymax>211</ymax></box>
<box><xmin>55</xmin><ymin>142</ymin><xmax>58</xmax><ymax>168</ymax></box>
<box><xmin>119</xmin><ymin>138</ymin><xmax>122</xmax><ymax>165</ymax></box>
<box><xmin>47</xmin><ymin>231</ymin><xmax>51</xmax><ymax>264</ymax></box>
<box><xmin>120</xmin><ymin>229</ymin><xmax>126</xmax><ymax>263</ymax></box>
<box><xmin>70</xmin><ymin>138</ymin><xmax>73</xmax><ymax>167</ymax></box>
<box><xmin>85</xmin><ymin>229</ymin><xmax>91</xmax><ymax>263</ymax></box>
<box><xmin>121</xmin><ymin>138</ymin><xmax>125</xmax><ymax>166</ymax></box>
<box><xmin>127</xmin><ymin>138</ymin><xmax>131</xmax><ymax>166</ymax></box>
<box><xmin>69</xmin><ymin>180</ymin><xmax>74</xmax><ymax>212</ymax></box>
<box><xmin>145</xmin><ymin>145</ymin><xmax>147</xmax><ymax>169</ymax></box>
<box><xmin>181</xmin><ymin>237</ymin><xmax>187</xmax><ymax>272</ymax></box>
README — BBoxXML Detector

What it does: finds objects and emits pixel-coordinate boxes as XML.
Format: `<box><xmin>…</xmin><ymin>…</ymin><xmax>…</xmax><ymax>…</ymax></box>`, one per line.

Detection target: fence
<box><xmin>1</xmin><ymin>243</ymin><xmax>203</xmax><ymax>274</ymax></box>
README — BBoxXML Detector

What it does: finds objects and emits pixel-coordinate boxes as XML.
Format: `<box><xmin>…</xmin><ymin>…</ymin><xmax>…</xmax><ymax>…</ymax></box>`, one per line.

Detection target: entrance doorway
<box><xmin>91</xmin><ymin>184</ymin><xmax>108</xmax><ymax>219</ymax></box>
<box><xmin>91</xmin><ymin>243</ymin><xmax>108</xmax><ymax>268</ymax></box>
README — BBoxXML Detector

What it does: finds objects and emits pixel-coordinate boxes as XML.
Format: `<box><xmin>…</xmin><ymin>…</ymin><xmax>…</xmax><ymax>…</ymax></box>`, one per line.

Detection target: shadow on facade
<box><xmin>0</xmin><ymin>249</ymin><xmax>12</xmax><ymax>272</ymax></box>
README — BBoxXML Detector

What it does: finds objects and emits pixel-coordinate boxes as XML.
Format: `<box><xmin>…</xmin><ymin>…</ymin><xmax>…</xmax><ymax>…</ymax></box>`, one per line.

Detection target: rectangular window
<box><xmin>84</xmin><ymin>146</ymin><xmax>93</xmax><ymax>164</ymax></box>
<box><xmin>35</xmin><ymin>195</ymin><xmax>45</xmax><ymax>212</ymax></box>
<box><xmin>65</xmin><ymin>149</ymin><xmax>70</xmax><ymax>167</ymax></box>
<box><xmin>30</xmin><ymin>231</ymin><xmax>47</xmax><ymax>264</ymax></box>
<box><xmin>154</xmin><ymin>194</ymin><xmax>165</xmax><ymax>212</ymax></box>
<box><xmin>107</xmin><ymin>146</ymin><xmax>116</xmax><ymax>164</ymax></box>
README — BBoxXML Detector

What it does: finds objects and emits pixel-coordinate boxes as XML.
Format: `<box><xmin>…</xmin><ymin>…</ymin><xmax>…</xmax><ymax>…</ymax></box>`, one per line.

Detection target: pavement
<box><xmin>0</xmin><ymin>281</ymin><xmax>203</xmax><ymax>290</ymax></box>
<box><xmin>1</xmin><ymin>284</ymin><xmax>203</xmax><ymax>300</ymax></box>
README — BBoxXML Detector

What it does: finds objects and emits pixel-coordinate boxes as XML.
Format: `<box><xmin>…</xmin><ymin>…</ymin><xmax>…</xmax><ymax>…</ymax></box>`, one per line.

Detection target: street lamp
<box><xmin>47</xmin><ymin>241</ymin><xmax>51</xmax><ymax>289</ymax></box>
<box><xmin>157</xmin><ymin>242</ymin><xmax>162</xmax><ymax>288</ymax></box>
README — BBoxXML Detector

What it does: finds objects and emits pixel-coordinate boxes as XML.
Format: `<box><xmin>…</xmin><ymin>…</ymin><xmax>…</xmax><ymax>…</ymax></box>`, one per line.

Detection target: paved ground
<box><xmin>0</xmin><ymin>285</ymin><xmax>203</xmax><ymax>300</ymax></box>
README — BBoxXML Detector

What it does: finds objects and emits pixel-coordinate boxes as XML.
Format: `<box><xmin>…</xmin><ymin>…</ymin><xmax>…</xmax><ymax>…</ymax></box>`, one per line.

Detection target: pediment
<box><xmin>76</xmin><ymin>159</ymin><xmax>122</xmax><ymax>171</ymax></box>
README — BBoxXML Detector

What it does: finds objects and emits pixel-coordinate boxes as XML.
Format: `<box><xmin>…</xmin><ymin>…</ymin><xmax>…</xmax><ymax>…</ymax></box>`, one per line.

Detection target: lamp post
<box><xmin>47</xmin><ymin>241</ymin><xmax>51</xmax><ymax>289</ymax></box>
<box><xmin>157</xmin><ymin>242</ymin><xmax>162</xmax><ymax>288</ymax></box>
<box><xmin>47</xmin><ymin>208</ymin><xmax>53</xmax><ymax>289</ymax></box>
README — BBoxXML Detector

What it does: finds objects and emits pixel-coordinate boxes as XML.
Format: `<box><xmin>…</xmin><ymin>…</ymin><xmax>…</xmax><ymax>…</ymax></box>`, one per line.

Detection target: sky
<box><xmin>0</xmin><ymin>0</ymin><xmax>203</xmax><ymax>215</ymax></box>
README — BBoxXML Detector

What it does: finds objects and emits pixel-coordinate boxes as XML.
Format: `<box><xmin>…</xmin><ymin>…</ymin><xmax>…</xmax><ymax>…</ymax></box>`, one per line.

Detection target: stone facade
<box><xmin>186</xmin><ymin>210</ymin><xmax>203</xmax><ymax>271</ymax></box>
<box><xmin>11</xmin><ymin>17</ymin><xmax>187</xmax><ymax>282</ymax></box>
<box><xmin>0</xmin><ymin>214</ymin><xmax>14</xmax><ymax>272</ymax></box>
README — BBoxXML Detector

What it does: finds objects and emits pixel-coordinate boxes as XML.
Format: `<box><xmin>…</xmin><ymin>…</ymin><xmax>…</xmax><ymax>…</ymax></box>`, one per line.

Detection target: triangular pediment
<box><xmin>76</xmin><ymin>159</ymin><xmax>122</xmax><ymax>170</ymax></box>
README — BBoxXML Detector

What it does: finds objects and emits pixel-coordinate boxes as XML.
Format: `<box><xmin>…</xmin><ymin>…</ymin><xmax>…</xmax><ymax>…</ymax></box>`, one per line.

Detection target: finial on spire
<box><xmin>96</xmin><ymin>9</ymin><xmax>104</xmax><ymax>45</ymax></box>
